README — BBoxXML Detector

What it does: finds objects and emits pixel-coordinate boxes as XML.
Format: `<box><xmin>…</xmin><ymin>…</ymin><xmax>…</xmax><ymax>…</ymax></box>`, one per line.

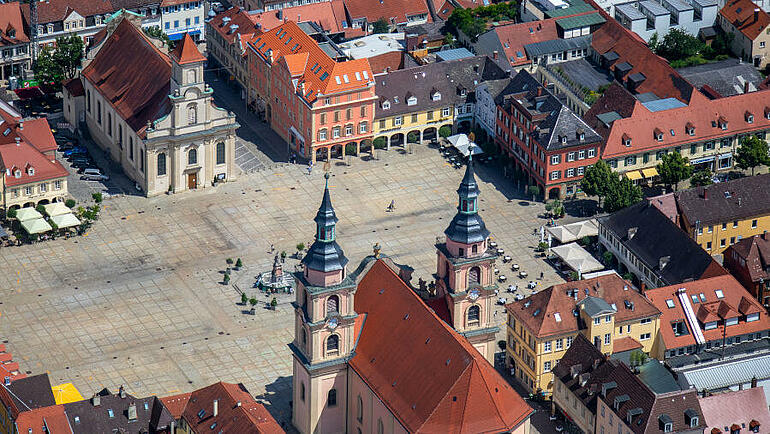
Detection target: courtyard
<box><xmin>0</xmin><ymin>144</ymin><xmax>565</xmax><ymax>426</ymax></box>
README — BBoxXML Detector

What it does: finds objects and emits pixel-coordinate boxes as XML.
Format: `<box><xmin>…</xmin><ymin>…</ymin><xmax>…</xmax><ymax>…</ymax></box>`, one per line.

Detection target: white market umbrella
<box><xmin>51</xmin><ymin>213</ymin><xmax>80</xmax><ymax>229</ymax></box>
<box><xmin>21</xmin><ymin>218</ymin><xmax>52</xmax><ymax>234</ymax></box>
<box><xmin>15</xmin><ymin>208</ymin><xmax>43</xmax><ymax>222</ymax></box>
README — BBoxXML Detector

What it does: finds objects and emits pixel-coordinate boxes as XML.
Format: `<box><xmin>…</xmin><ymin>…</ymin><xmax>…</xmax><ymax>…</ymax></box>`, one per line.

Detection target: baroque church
<box><xmin>290</xmin><ymin>159</ymin><xmax>533</xmax><ymax>433</ymax></box>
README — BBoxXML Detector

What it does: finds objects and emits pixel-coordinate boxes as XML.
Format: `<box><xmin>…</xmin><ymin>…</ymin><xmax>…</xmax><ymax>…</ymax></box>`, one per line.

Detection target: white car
<box><xmin>82</xmin><ymin>168</ymin><xmax>109</xmax><ymax>181</ymax></box>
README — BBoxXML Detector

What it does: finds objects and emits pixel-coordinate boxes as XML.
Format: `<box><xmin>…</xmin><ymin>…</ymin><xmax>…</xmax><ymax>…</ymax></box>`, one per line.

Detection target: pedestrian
<box><xmin>387</xmin><ymin>199</ymin><xmax>395</xmax><ymax>211</ymax></box>
<box><xmin>540</xmin><ymin>271</ymin><xmax>544</xmax><ymax>280</ymax></box>
<box><xmin>270</xmin><ymin>243</ymin><xmax>275</xmax><ymax>253</ymax></box>
<box><xmin>306</xmin><ymin>166</ymin><xmax>312</xmax><ymax>175</ymax></box>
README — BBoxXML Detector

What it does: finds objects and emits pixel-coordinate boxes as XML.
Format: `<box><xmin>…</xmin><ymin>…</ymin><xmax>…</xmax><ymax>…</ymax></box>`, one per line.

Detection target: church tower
<box><xmin>169</xmin><ymin>33</ymin><xmax>208</xmax><ymax>130</ymax></box>
<box><xmin>435</xmin><ymin>154</ymin><xmax>499</xmax><ymax>363</ymax></box>
<box><xmin>291</xmin><ymin>173</ymin><xmax>356</xmax><ymax>434</ymax></box>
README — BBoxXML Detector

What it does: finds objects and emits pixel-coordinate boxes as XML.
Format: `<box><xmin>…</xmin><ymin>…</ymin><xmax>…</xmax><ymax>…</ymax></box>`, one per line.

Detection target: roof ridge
<box><xmin>415</xmin><ymin>361</ymin><xmax>475</xmax><ymax>432</ymax></box>
<box><xmin>471</xmin><ymin>360</ymin><xmax>509</xmax><ymax>430</ymax></box>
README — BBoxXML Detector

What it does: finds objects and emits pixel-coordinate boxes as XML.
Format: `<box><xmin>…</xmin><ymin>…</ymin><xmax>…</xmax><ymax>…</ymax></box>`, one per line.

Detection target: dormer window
<box><xmin>746</xmin><ymin>111</ymin><xmax>754</xmax><ymax>123</ymax></box>
<box><xmin>382</xmin><ymin>100</ymin><xmax>390</xmax><ymax>110</ymax></box>
<box><xmin>432</xmin><ymin>91</ymin><xmax>441</xmax><ymax>101</ymax></box>
<box><xmin>407</xmin><ymin>96</ymin><xmax>417</xmax><ymax>106</ymax></box>
<box><xmin>579</xmin><ymin>133</ymin><xmax>585</xmax><ymax>141</ymax></box>
<box><xmin>14</xmin><ymin>169</ymin><xmax>21</xmax><ymax>178</ymax></box>
<box><xmin>561</xmin><ymin>136</ymin><xmax>567</xmax><ymax>144</ymax></box>
<box><xmin>686</xmin><ymin>123</ymin><xmax>695</xmax><ymax>136</ymax></box>
<box><xmin>718</xmin><ymin>117</ymin><xmax>728</xmax><ymax>130</ymax></box>
<box><xmin>765</xmin><ymin>107</ymin><xmax>770</xmax><ymax>120</ymax></box>
<box><xmin>27</xmin><ymin>167</ymin><xmax>34</xmax><ymax>176</ymax></box>
<box><xmin>622</xmin><ymin>134</ymin><xmax>631</xmax><ymax>147</ymax></box>
<box><xmin>654</xmin><ymin>128</ymin><xmax>664</xmax><ymax>141</ymax></box>
<box><xmin>393</xmin><ymin>96</ymin><xmax>399</xmax><ymax>104</ymax></box>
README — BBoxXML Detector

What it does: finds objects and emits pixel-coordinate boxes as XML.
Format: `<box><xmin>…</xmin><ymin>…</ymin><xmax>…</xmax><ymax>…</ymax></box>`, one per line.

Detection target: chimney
<box><xmin>738</xmin><ymin>197</ymin><xmax>742</xmax><ymax>206</ymax></box>
<box><xmin>659</xmin><ymin>256</ymin><xmax>671</xmax><ymax>270</ymax></box>
<box><xmin>739</xmin><ymin>382</ymin><xmax>744</xmax><ymax>390</ymax></box>
<box><xmin>627</xmin><ymin>227</ymin><xmax>638</xmax><ymax>240</ymax></box>
<box><xmin>277</xmin><ymin>9</ymin><xmax>282</xmax><ymax>20</ymax></box>
<box><xmin>92</xmin><ymin>394</ymin><xmax>100</xmax><ymax>406</ymax></box>
<box><xmin>570</xmin><ymin>364</ymin><xmax>582</xmax><ymax>378</ymax></box>
<box><xmin>593</xmin><ymin>358</ymin><xmax>600</xmax><ymax>369</ymax></box>
<box><xmin>170</xmin><ymin>421</ymin><xmax>175</xmax><ymax>434</ymax></box>
<box><xmin>702</xmin><ymin>187</ymin><xmax>708</xmax><ymax>199</ymax></box>
<box><xmin>127</xmin><ymin>402</ymin><xmax>137</xmax><ymax>421</ymax></box>
<box><xmin>745</xmin><ymin>80</ymin><xmax>750</xmax><ymax>94</ymax></box>
<box><xmin>492</xmin><ymin>50</ymin><xmax>498</xmax><ymax>60</ymax></box>
<box><xmin>18</xmin><ymin>121</ymin><xmax>23</xmax><ymax>130</ymax></box>
<box><xmin>702</xmin><ymin>388</ymin><xmax>709</xmax><ymax>398</ymax></box>
<box><xmin>119</xmin><ymin>385</ymin><xmax>126</xmax><ymax>399</ymax></box>
<box><xmin>3</xmin><ymin>377</ymin><xmax>9</xmax><ymax>386</ymax></box>
<box><xmin>236</xmin><ymin>401</ymin><xmax>242</xmax><ymax>407</ymax></box>
<box><xmin>213</xmin><ymin>399</ymin><xmax>219</xmax><ymax>417</ymax></box>
<box><xmin>752</xmin><ymin>376</ymin><xmax>758</xmax><ymax>388</ymax></box>
<box><xmin>755</xmin><ymin>8</ymin><xmax>760</xmax><ymax>22</ymax></box>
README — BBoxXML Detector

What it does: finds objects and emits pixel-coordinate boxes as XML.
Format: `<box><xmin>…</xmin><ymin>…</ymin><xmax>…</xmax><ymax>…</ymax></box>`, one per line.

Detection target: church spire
<box><xmin>302</xmin><ymin>173</ymin><xmax>348</xmax><ymax>276</ymax></box>
<box><xmin>444</xmin><ymin>152</ymin><xmax>490</xmax><ymax>244</ymax></box>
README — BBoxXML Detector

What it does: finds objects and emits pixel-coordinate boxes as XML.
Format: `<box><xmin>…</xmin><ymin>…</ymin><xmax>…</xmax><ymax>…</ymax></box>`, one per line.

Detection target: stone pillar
<box><xmin>420</xmin><ymin>130</ymin><xmax>424</xmax><ymax>143</ymax></box>
<box><xmin>386</xmin><ymin>136</ymin><xmax>391</xmax><ymax>151</ymax></box>
<box><xmin>326</xmin><ymin>146</ymin><xmax>331</xmax><ymax>162</ymax></box>
<box><xmin>356</xmin><ymin>141</ymin><xmax>360</xmax><ymax>156</ymax></box>
<box><xmin>311</xmin><ymin>147</ymin><xmax>317</xmax><ymax>163</ymax></box>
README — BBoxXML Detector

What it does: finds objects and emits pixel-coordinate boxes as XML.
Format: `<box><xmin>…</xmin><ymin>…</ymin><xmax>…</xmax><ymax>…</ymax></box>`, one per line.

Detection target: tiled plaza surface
<box><xmin>0</xmin><ymin>144</ymin><xmax>566</xmax><ymax>425</ymax></box>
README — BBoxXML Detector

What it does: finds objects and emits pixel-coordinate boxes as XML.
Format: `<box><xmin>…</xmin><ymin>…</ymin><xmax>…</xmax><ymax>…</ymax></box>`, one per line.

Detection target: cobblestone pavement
<box><xmin>0</xmin><ymin>144</ymin><xmax>565</xmax><ymax>425</ymax></box>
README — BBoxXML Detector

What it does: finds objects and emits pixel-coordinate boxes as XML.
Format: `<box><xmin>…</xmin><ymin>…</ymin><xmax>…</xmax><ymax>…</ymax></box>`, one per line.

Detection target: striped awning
<box><xmin>625</xmin><ymin>170</ymin><xmax>643</xmax><ymax>181</ymax></box>
<box><xmin>642</xmin><ymin>167</ymin><xmax>658</xmax><ymax>178</ymax></box>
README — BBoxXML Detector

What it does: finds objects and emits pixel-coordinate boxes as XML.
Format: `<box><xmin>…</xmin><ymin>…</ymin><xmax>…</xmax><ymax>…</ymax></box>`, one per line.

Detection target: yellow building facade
<box><xmin>505</xmin><ymin>275</ymin><xmax>661</xmax><ymax>396</ymax></box>
<box><xmin>373</xmin><ymin>106</ymin><xmax>454</xmax><ymax>149</ymax></box>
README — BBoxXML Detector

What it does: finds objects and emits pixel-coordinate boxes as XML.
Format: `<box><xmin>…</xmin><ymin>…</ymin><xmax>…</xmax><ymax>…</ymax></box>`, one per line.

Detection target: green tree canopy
<box><xmin>654</xmin><ymin>28</ymin><xmax>703</xmax><ymax>62</ymax></box>
<box><xmin>657</xmin><ymin>151</ymin><xmax>693</xmax><ymax>191</ymax></box>
<box><xmin>580</xmin><ymin>160</ymin><xmax>614</xmax><ymax>205</ymax></box>
<box><xmin>690</xmin><ymin>170</ymin><xmax>713</xmax><ymax>188</ymax></box>
<box><xmin>735</xmin><ymin>135</ymin><xmax>770</xmax><ymax>175</ymax></box>
<box><xmin>447</xmin><ymin>1</ymin><xmax>517</xmax><ymax>42</ymax></box>
<box><xmin>372</xmin><ymin>18</ymin><xmax>389</xmax><ymax>34</ymax></box>
<box><xmin>34</xmin><ymin>34</ymin><xmax>84</xmax><ymax>85</ymax></box>
<box><xmin>604</xmin><ymin>177</ymin><xmax>643</xmax><ymax>213</ymax></box>
<box><xmin>144</xmin><ymin>26</ymin><xmax>174</xmax><ymax>50</ymax></box>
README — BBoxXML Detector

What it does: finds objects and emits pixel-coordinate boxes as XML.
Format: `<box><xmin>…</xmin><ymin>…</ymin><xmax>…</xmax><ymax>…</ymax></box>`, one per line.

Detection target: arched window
<box><xmin>472</xmin><ymin>244</ymin><xmax>478</xmax><ymax>254</ymax></box>
<box><xmin>187</xmin><ymin>104</ymin><xmax>197</xmax><ymax>125</ymax></box>
<box><xmin>468</xmin><ymin>305</ymin><xmax>480</xmax><ymax>326</ymax></box>
<box><xmin>326</xmin><ymin>334</ymin><xmax>339</xmax><ymax>356</ymax></box>
<box><xmin>216</xmin><ymin>142</ymin><xmax>225</xmax><ymax>165</ymax></box>
<box><xmin>118</xmin><ymin>124</ymin><xmax>123</xmax><ymax>144</ymax></box>
<box><xmin>356</xmin><ymin>395</ymin><xmax>363</xmax><ymax>422</ymax></box>
<box><xmin>187</xmin><ymin>68</ymin><xmax>196</xmax><ymax>84</ymax></box>
<box><xmin>300</xmin><ymin>328</ymin><xmax>306</xmax><ymax>346</ymax></box>
<box><xmin>327</xmin><ymin>389</ymin><xmax>337</xmax><ymax>407</ymax></box>
<box><xmin>188</xmin><ymin>148</ymin><xmax>197</xmax><ymax>165</ymax></box>
<box><xmin>157</xmin><ymin>153</ymin><xmax>167</xmax><ymax>176</ymax></box>
<box><xmin>377</xmin><ymin>419</ymin><xmax>384</xmax><ymax>434</ymax></box>
<box><xmin>300</xmin><ymin>383</ymin><xmax>305</xmax><ymax>402</ymax></box>
<box><xmin>107</xmin><ymin>112</ymin><xmax>112</xmax><ymax>136</ymax></box>
<box><xmin>139</xmin><ymin>149</ymin><xmax>144</xmax><ymax>172</ymax></box>
<box><xmin>326</xmin><ymin>295</ymin><xmax>339</xmax><ymax>315</ymax></box>
<box><xmin>87</xmin><ymin>90</ymin><xmax>91</xmax><ymax>113</ymax></box>
<box><xmin>468</xmin><ymin>266</ymin><xmax>481</xmax><ymax>286</ymax></box>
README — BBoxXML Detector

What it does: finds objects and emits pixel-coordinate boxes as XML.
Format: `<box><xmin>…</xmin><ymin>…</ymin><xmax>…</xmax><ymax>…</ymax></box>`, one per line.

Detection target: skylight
<box><xmin>363</xmin><ymin>70</ymin><xmax>369</xmax><ymax>79</ymax></box>
<box><xmin>699</xmin><ymin>293</ymin><xmax>706</xmax><ymax>302</ymax></box>
<box><xmin>334</xmin><ymin>76</ymin><xmax>341</xmax><ymax>84</ymax></box>
<box><xmin>715</xmin><ymin>289</ymin><xmax>724</xmax><ymax>299</ymax></box>
<box><xmin>666</xmin><ymin>299</ymin><xmax>675</xmax><ymax>309</ymax></box>
<box><xmin>343</xmin><ymin>74</ymin><xmax>349</xmax><ymax>83</ymax></box>
<box><xmin>691</xmin><ymin>295</ymin><xmax>700</xmax><ymax>304</ymax></box>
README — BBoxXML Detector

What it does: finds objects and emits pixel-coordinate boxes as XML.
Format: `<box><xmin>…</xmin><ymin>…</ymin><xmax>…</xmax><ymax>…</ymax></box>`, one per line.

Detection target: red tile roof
<box><xmin>17</xmin><ymin>118</ymin><xmax>58</xmax><ymax>154</ymax></box>
<box><xmin>82</xmin><ymin>18</ymin><xmax>171</xmax><ymax>138</ymax></box>
<box><xmin>15</xmin><ymin>405</ymin><xmax>71</xmax><ymax>434</ymax></box>
<box><xmin>599</xmin><ymin>87</ymin><xmax>770</xmax><ymax>159</ymax></box>
<box><xmin>0</xmin><ymin>2</ymin><xmax>29</xmax><ymax>47</ymax></box>
<box><xmin>35</xmin><ymin>0</ymin><xmax>116</xmax><ymax>24</ymax></box>
<box><xmin>491</xmin><ymin>19</ymin><xmax>560</xmax><ymax>67</ymax></box>
<box><xmin>366</xmin><ymin>51</ymin><xmax>405</xmax><ymax>74</ymax></box>
<box><xmin>719</xmin><ymin>0</ymin><xmax>770</xmax><ymax>40</ymax></box>
<box><xmin>0</xmin><ymin>140</ymin><xmax>68</xmax><ymax>187</ymax></box>
<box><xmin>62</xmin><ymin>78</ymin><xmax>85</xmax><ymax>98</ymax></box>
<box><xmin>0</xmin><ymin>344</ymin><xmax>25</xmax><ymax>385</ymax></box>
<box><xmin>344</xmin><ymin>0</ymin><xmax>431</xmax><ymax>25</ymax></box>
<box><xmin>247</xmin><ymin>2</ymin><xmax>346</xmax><ymax>33</ymax></box>
<box><xmin>247</xmin><ymin>21</ymin><xmax>373</xmax><ymax>104</ymax></box>
<box><xmin>613</xmin><ymin>336</ymin><xmax>642</xmax><ymax>353</ymax></box>
<box><xmin>208</xmin><ymin>7</ymin><xmax>262</xmax><ymax>51</ymax></box>
<box><xmin>507</xmin><ymin>274</ymin><xmax>660</xmax><ymax>338</ymax></box>
<box><xmin>699</xmin><ymin>387</ymin><xmax>770</xmax><ymax>434</ymax></box>
<box><xmin>161</xmin><ymin>382</ymin><xmax>282</xmax><ymax>434</ymax></box>
<box><xmin>350</xmin><ymin>259</ymin><xmax>532</xmax><ymax>433</ymax></box>
<box><xmin>645</xmin><ymin>274</ymin><xmax>770</xmax><ymax>350</ymax></box>
<box><xmin>727</xmin><ymin>233</ymin><xmax>770</xmax><ymax>283</ymax></box>
<box><xmin>171</xmin><ymin>33</ymin><xmax>206</xmax><ymax>65</ymax></box>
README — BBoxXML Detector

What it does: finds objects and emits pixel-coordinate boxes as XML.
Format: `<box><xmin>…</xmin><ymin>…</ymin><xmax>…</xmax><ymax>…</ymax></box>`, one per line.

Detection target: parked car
<box><xmin>58</xmin><ymin>142</ymin><xmax>75</xmax><ymax>151</ymax></box>
<box><xmin>64</xmin><ymin>147</ymin><xmax>88</xmax><ymax>157</ymax></box>
<box><xmin>70</xmin><ymin>158</ymin><xmax>96</xmax><ymax>169</ymax></box>
<box><xmin>82</xmin><ymin>168</ymin><xmax>109</xmax><ymax>181</ymax></box>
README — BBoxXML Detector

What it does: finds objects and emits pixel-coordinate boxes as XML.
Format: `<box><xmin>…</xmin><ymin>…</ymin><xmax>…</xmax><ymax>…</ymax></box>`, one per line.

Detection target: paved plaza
<box><xmin>0</xmin><ymin>144</ymin><xmax>565</xmax><ymax>425</ymax></box>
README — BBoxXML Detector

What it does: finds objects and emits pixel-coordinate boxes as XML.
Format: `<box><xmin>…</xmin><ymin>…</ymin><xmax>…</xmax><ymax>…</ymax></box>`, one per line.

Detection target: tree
<box><xmin>372</xmin><ymin>18</ymin><xmax>389</xmax><ymax>34</ymax></box>
<box><xmin>143</xmin><ymin>26</ymin><xmax>174</xmax><ymax>49</ymax></box>
<box><xmin>270</xmin><ymin>297</ymin><xmax>278</xmax><ymax>310</ymax></box>
<box><xmin>439</xmin><ymin>125</ymin><xmax>452</xmax><ymax>138</ymax></box>
<box><xmin>6</xmin><ymin>208</ymin><xmax>17</xmax><ymax>220</ymax></box>
<box><xmin>581</xmin><ymin>160</ymin><xmax>614</xmax><ymax>206</ymax></box>
<box><xmin>223</xmin><ymin>273</ymin><xmax>231</xmax><ymax>284</ymax></box>
<box><xmin>65</xmin><ymin>199</ymin><xmax>76</xmax><ymax>208</ymax></box>
<box><xmin>648</xmin><ymin>32</ymin><xmax>659</xmax><ymax>52</ymax></box>
<box><xmin>249</xmin><ymin>297</ymin><xmax>258</xmax><ymax>312</ymax></box>
<box><xmin>657</xmin><ymin>151</ymin><xmax>692</xmax><ymax>191</ymax></box>
<box><xmin>226</xmin><ymin>258</ymin><xmax>234</xmax><ymax>265</ymax></box>
<box><xmin>654</xmin><ymin>28</ymin><xmax>703</xmax><ymax>62</ymax></box>
<box><xmin>235</xmin><ymin>258</ymin><xmax>243</xmax><ymax>268</ymax></box>
<box><xmin>735</xmin><ymin>135</ymin><xmax>770</xmax><ymax>175</ymax></box>
<box><xmin>92</xmin><ymin>192</ymin><xmax>103</xmax><ymax>203</ymax></box>
<box><xmin>604</xmin><ymin>177</ymin><xmax>642</xmax><ymax>213</ymax></box>
<box><xmin>34</xmin><ymin>34</ymin><xmax>84</xmax><ymax>85</ymax></box>
<box><xmin>602</xmin><ymin>251</ymin><xmax>614</xmax><ymax>267</ymax></box>
<box><xmin>240</xmin><ymin>292</ymin><xmax>248</xmax><ymax>305</ymax></box>
<box><xmin>690</xmin><ymin>170</ymin><xmax>713</xmax><ymax>188</ymax></box>
<box><xmin>527</xmin><ymin>185</ymin><xmax>540</xmax><ymax>201</ymax></box>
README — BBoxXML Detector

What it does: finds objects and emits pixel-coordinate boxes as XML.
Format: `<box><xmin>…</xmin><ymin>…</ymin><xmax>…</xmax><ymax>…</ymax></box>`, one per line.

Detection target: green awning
<box><xmin>51</xmin><ymin>213</ymin><xmax>80</xmax><ymax>229</ymax></box>
<box><xmin>21</xmin><ymin>218</ymin><xmax>52</xmax><ymax>234</ymax></box>
<box><xmin>16</xmin><ymin>208</ymin><xmax>43</xmax><ymax>222</ymax></box>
